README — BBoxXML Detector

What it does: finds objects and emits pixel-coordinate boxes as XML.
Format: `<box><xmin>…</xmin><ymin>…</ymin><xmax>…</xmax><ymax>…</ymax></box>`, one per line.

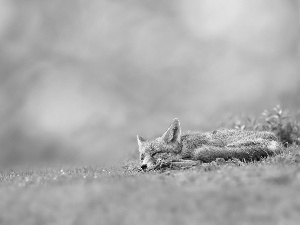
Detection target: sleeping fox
<box><xmin>137</xmin><ymin>118</ymin><xmax>281</xmax><ymax>170</ymax></box>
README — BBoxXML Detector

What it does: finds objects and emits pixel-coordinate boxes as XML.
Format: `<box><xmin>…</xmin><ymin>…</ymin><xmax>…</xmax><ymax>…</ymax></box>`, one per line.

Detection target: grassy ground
<box><xmin>0</xmin><ymin>146</ymin><xmax>300</xmax><ymax>225</ymax></box>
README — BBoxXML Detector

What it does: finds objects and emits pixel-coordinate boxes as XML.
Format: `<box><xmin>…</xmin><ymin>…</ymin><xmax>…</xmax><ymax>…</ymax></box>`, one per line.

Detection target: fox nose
<box><xmin>141</xmin><ymin>164</ymin><xmax>147</xmax><ymax>170</ymax></box>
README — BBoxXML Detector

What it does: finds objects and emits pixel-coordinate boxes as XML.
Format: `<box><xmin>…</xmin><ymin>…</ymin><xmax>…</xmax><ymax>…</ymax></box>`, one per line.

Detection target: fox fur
<box><xmin>137</xmin><ymin>118</ymin><xmax>281</xmax><ymax>170</ymax></box>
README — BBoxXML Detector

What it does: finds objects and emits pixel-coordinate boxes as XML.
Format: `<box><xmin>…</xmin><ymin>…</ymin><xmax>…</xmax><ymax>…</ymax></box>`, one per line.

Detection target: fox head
<box><xmin>137</xmin><ymin>118</ymin><xmax>182</xmax><ymax>170</ymax></box>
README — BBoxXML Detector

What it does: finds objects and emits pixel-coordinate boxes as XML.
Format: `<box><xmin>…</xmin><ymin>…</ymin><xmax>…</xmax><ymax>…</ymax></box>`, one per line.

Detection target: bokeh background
<box><xmin>0</xmin><ymin>0</ymin><xmax>299</xmax><ymax>166</ymax></box>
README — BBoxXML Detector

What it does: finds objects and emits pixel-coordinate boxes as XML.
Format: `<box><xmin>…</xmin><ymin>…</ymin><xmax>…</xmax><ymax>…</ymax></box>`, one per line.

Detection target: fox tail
<box><xmin>192</xmin><ymin>141</ymin><xmax>281</xmax><ymax>163</ymax></box>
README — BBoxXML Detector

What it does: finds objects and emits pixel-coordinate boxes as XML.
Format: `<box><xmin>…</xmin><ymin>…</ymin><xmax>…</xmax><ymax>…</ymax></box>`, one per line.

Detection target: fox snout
<box><xmin>140</xmin><ymin>155</ymin><xmax>155</xmax><ymax>170</ymax></box>
<box><xmin>140</xmin><ymin>164</ymin><xmax>147</xmax><ymax>170</ymax></box>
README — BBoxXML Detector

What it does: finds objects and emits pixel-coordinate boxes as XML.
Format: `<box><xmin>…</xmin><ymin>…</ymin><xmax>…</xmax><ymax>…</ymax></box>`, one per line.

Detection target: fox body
<box><xmin>137</xmin><ymin>118</ymin><xmax>281</xmax><ymax>170</ymax></box>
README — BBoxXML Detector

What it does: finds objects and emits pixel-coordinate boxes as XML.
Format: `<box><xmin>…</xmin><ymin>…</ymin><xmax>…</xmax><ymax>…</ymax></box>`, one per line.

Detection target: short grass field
<box><xmin>1</xmin><ymin>106</ymin><xmax>299</xmax><ymax>225</ymax></box>
<box><xmin>1</xmin><ymin>146</ymin><xmax>300</xmax><ymax>225</ymax></box>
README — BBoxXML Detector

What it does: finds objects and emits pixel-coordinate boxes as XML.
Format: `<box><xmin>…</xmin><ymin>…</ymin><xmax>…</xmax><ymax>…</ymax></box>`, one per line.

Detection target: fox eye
<box><xmin>140</xmin><ymin>153</ymin><xmax>145</xmax><ymax>161</ymax></box>
<box><xmin>151</xmin><ymin>152</ymin><xmax>157</xmax><ymax>157</ymax></box>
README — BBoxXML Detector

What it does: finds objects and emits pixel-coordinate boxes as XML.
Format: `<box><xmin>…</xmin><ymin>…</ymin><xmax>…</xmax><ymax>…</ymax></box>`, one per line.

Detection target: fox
<box><xmin>137</xmin><ymin>118</ymin><xmax>281</xmax><ymax>170</ymax></box>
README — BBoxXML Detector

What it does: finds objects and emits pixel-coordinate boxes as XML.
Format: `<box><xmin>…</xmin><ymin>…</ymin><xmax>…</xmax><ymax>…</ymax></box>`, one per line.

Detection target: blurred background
<box><xmin>0</xmin><ymin>0</ymin><xmax>299</xmax><ymax>166</ymax></box>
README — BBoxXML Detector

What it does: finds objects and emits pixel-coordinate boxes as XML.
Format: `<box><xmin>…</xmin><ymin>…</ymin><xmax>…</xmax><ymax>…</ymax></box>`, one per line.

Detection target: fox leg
<box><xmin>153</xmin><ymin>158</ymin><xmax>199</xmax><ymax>170</ymax></box>
<box><xmin>170</xmin><ymin>159</ymin><xmax>200</xmax><ymax>167</ymax></box>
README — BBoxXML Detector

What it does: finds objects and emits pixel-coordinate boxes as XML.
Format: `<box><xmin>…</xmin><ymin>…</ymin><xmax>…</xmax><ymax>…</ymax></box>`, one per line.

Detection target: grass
<box><xmin>1</xmin><ymin>106</ymin><xmax>300</xmax><ymax>225</ymax></box>
<box><xmin>0</xmin><ymin>146</ymin><xmax>300</xmax><ymax>225</ymax></box>
<box><xmin>228</xmin><ymin>105</ymin><xmax>300</xmax><ymax>146</ymax></box>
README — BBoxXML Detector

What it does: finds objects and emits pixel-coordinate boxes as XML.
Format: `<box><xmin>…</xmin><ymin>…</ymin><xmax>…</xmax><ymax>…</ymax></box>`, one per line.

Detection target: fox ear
<box><xmin>161</xmin><ymin>118</ymin><xmax>181</xmax><ymax>143</ymax></box>
<box><xmin>137</xmin><ymin>135</ymin><xmax>146</xmax><ymax>148</ymax></box>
